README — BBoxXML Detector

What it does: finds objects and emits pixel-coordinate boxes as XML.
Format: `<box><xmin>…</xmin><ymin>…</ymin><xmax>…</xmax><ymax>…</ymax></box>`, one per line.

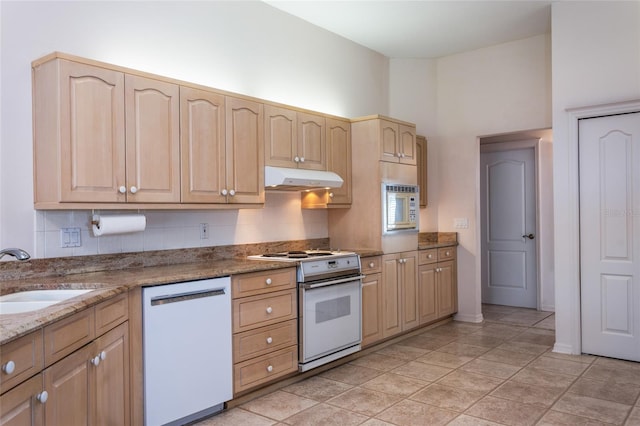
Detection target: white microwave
<box><xmin>382</xmin><ymin>183</ymin><xmax>419</xmax><ymax>234</ymax></box>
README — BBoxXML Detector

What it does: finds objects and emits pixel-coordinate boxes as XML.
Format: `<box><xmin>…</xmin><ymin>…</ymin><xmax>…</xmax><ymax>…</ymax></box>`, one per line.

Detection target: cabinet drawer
<box><xmin>95</xmin><ymin>293</ymin><xmax>128</xmax><ymax>336</ymax></box>
<box><xmin>44</xmin><ymin>308</ymin><xmax>95</xmax><ymax>366</ymax></box>
<box><xmin>233</xmin><ymin>319</ymin><xmax>297</xmax><ymax>363</ymax></box>
<box><xmin>233</xmin><ymin>346</ymin><xmax>297</xmax><ymax>394</ymax></box>
<box><xmin>361</xmin><ymin>256</ymin><xmax>381</xmax><ymax>274</ymax></box>
<box><xmin>419</xmin><ymin>249</ymin><xmax>438</xmax><ymax>265</ymax></box>
<box><xmin>0</xmin><ymin>330</ymin><xmax>43</xmax><ymax>395</ymax></box>
<box><xmin>232</xmin><ymin>268</ymin><xmax>296</xmax><ymax>298</ymax></box>
<box><xmin>438</xmin><ymin>247</ymin><xmax>456</xmax><ymax>261</ymax></box>
<box><xmin>233</xmin><ymin>289</ymin><xmax>296</xmax><ymax>333</ymax></box>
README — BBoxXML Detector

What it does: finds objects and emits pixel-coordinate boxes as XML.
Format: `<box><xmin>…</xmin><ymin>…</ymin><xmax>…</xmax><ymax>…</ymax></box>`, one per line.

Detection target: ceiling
<box><xmin>264</xmin><ymin>1</ymin><xmax>553</xmax><ymax>58</ymax></box>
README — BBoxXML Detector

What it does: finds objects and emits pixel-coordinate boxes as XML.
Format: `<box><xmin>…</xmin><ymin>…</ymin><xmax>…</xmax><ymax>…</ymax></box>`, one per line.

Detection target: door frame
<box><xmin>480</xmin><ymin>140</ymin><xmax>541</xmax><ymax>310</ymax></box>
<box><xmin>558</xmin><ymin>99</ymin><xmax>640</xmax><ymax>355</ymax></box>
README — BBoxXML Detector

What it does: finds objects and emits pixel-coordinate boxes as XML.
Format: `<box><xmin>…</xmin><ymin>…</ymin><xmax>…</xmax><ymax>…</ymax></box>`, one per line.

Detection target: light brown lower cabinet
<box><xmin>418</xmin><ymin>247</ymin><xmax>457</xmax><ymax>325</ymax></box>
<box><xmin>381</xmin><ymin>251</ymin><xmax>418</xmax><ymax>339</ymax></box>
<box><xmin>231</xmin><ymin>268</ymin><xmax>298</xmax><ymax>395</ymax></box>
<box><xmin>361</xmin><ymin>256</ymin><xmax>382</xmax><ymax>347</ymax></box>
<box><xmin>0</xmin><ymin>294</ymin><xmax>129</xmax><ymax>426</ymax></box>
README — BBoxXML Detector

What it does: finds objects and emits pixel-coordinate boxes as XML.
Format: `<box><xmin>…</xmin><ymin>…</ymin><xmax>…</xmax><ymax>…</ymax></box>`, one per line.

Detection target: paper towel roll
<box><xmin>92</xmin><ymin>214</ymin><xmax>146</xmax><ymax>237</ymax></box>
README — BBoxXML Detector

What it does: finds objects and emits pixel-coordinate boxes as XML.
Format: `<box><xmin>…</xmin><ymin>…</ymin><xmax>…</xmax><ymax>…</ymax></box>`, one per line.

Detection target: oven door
<box><xmin>299</xmin><ymin>277</ymin><xmax>362</xmax><ymax>367</ymax></box>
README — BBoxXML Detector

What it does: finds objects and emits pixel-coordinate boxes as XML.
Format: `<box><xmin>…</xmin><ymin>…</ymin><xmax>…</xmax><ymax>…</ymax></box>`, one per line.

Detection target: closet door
<box><xmin>580</xmin><ymin>112</ymin><xmax>640</xmax><ymax>361</ymax></box>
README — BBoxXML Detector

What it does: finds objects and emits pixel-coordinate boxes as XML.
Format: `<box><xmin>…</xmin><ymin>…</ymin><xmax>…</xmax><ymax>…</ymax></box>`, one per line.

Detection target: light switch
<box><xmin>454</xmin><ymin>218</ymin><xmax>469</xmax><ymax>229</ymax></box>
<box><xmin>60</xmin><ymin>227</ymin><xmax>82</xmax><ymax>248</ymax></box>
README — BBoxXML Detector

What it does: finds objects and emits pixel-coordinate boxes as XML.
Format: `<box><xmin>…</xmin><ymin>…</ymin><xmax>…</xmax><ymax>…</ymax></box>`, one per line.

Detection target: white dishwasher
<box><xmin>143</xmin><ymin>277</ymin><xmax>232</xmax><ymax>426</ymax></box>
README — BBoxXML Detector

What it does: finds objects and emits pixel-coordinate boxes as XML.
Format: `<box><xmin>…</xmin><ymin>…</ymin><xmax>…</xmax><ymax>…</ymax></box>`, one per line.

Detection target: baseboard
<box><xmin>540</xmin><ymin>304</ymin><xmax>555</xmax><ymax>312</ymax></box>
<box><xmin>454</xmin><ymin>312</ymin><xmax>484</xmax><ymax>323</ymax></box>
<box><xmin>552</xmin><ymin>342</ymin><xmax>577</xmax><ymax>355</ymax></box>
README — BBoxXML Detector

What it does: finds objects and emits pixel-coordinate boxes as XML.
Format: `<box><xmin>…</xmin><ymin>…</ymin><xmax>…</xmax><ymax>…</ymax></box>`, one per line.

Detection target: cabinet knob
<box><xmin>428</xmin><ymin>254</ymin><xmax>433</xmax><ymax>259</ymax></box>
<box><xmin>369</xmin><ymin>262</ymin><xmax>375</xmax><ymax>268</ymax></box>
<box><xmin>300</xmin><ymin>157</ymin><xmax>305</xmax><ymax>163</ymax></box>
<box><xmin>329</xmin><ymin>192</ymin><xmax>334</xmax><ymax>198</ymax></box>
<box><xmin>266</xmin><ymin>337</ymin><xmax>273</xmax><ymax>344</ymax></box>
<box><xmin>130</xmin><ymin>186</ymin><xmax>138</xmax><ymax>194</ymax></box>
<box><xmin>396</xmin><ymin>152</ymin><xmax>402</xmax><ymax>158</ymax></box>
<box><xmin>118</xmin><ymin>186</ymin><xmax>127</xmax><ymax>194</ymax></box>
<box><xmin>266</xmin><ymin>306</ymin><xmax>273</xmax><ymax>314</ymax></box>
<box><xmin>294</xmin><ymin>156</ymin><xmax>300</xmax><ymax>163</ymax></box>
<box><xmin>91</xmin><ymin>356</ymin><xmax>101</xmax><ymax>366</ymax></box>
<box><xmin>265</xmin><ymin>278</ymin><xmax>272</xmax><ymax>285</ymax></box>
<box><xmin>446</xmin><ymin>251</ymin><xmax>451</xmax><ymax>256</ymax></box>
<box><xmin>2</xmin><ymin>360</ymin><xmax>15</xmax><ymax>375</ymax></box>
<box><xmin>99</xmin><ymin>351</ymin><xmax>106</xmax><ymax>361</ymax></box>
<box><xmin>221</xmin><ymin>189</ymin><xmax>228</xmax><ymax>196</ymax></box>
<box><xmin>229</xmin><ymin>189</ymin><xmax>236</xmax><ymax>196</ymax></box>
<box><xmin>266</xmin><ymin>365</ymin><xmax>274</xmax><ymax>373</ymax></box>
<box><xmin>36</xmin><ymin>391</ymin><xmax>49</xmax><ymax>404</ymax></box>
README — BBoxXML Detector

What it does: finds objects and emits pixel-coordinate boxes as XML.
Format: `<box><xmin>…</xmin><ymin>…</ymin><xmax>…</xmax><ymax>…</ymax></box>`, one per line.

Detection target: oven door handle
<box><xmin>301</xmin><ymin>275</ymin><xmax>365</xmax><ymax>289</ymax></box>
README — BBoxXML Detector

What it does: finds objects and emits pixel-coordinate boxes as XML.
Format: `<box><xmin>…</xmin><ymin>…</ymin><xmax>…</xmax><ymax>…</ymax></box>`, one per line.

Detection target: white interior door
<box><xmin>580</xmin><ymin>112</ymin><xmax>640</xmax><ymax>362</ymax></box>
<box><xmin>481</xmin><ymin>147</ymin><xmax>537</xmax><ymax>308</ymax></box>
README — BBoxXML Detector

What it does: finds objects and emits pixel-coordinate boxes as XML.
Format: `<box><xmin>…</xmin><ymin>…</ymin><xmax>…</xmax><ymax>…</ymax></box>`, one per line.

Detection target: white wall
<box><xmin>552</xmin><ymin>1</ymin><xmax>640</xmax><ymax>353</ymax></box>
<box><xmin>389</xmin><ymin>58</ymin><xmax>439</xmax><ymax>231</ymax></box>
<box><xmin>435</xmin><ymin>34</ymin><xmax>552</xmax><ymax>322</ymax></box>
<box><xmin>0</xmin><ymin>1</ymin><xmax>389</xmax><ymax>257</ymax></box>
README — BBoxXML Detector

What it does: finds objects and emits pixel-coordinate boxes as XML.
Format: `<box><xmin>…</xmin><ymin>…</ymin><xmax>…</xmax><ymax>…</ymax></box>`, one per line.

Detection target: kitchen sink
<box><xmin>0</xmin><ymin>289</ymin><xmax>93</xmax><ymax>314</ymax></box>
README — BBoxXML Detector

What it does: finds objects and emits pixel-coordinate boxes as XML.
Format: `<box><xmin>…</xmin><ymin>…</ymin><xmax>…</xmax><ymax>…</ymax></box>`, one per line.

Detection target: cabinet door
<box><xmin>0</xmin><ymin>375</ymin><xmax>44</xmax><ymax>426</ymax></box>
<box><xmin>180</xmin><ymin>87</ymin><xmax>226</xmax><ymax>203</ymax></box>
<box><xmin>361</xmin><ymin>272</ymin><xmax>382</xmax><ymax>347</ymax></box>
<box><xmin>398</xmin><ymin>124</ymin><xmax>416</xmax><ymax>165</ymax></box>
<box><xmin>418</xmin><ymin>264</ymin><xmax>437</xmax><ymax>324</ymax></box>
<box><xmin>297</xmin><ymin>112</ymin><xmax>326</xmax><ymax>170</ymax></box>
<box><xmin>264</xmin><ymin>105</ymin><xmax>296</xmax><ymax>168</ymax></box>
<box><xmin>416</xmin><ymin>136</ymin><xmax>428</xmax><ymax>207</ymax></box>
<box><xmin>125</xmin><ymin>75</ymin><xmax>180</xmax><ymax>203</ymax></box>
<box><xmin>379</xmin><ymin>120</ymin><xmax>399</xmax><ymax>162</ymax></box>
<box><xmin>94</xmin><ymin>322</ymin><xmax>130</xmax><ymax>426</ymax></box>
<box><xmin>43</xmin><ymin>343</ymin><xmax>93</xmax><ymax>425</ymax></box>
<box><xmin>326</xmin><ymin>117</ymin><xmax>352</xmax><ymax>205</ymax></box>
<box><xmin>437</xmin><ymin>260</ymin><xmax>457</xmax><ymax>317</ymax></box>
<box><xmin>401</xmin><ymin>252</ymin><xmax>419</xmax><ymax>331</ymax></box>
<box><xmin>58</xmin><ymin>60</ymin><xmax>126</xmax><ymax>203</ymax></box>
<box><xmin>381</xmin><ymin>254</ymin><xmax>401</xmax><ymax>338</ymax></box>
<box><xmin>225</xmin><ymin>97</ymin><xmax>264</xmax><ymax>204</ymax></box>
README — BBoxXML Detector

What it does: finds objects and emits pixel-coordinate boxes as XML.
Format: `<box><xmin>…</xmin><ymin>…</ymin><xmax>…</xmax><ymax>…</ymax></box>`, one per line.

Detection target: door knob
<box><xmin>522</xmin><ymin>233</ymin><xmax>535</xmax><ymax>239</ymax></box>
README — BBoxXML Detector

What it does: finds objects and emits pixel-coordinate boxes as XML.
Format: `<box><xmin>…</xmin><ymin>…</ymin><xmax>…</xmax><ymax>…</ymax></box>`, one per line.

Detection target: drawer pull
<box><xmin>265</xmin><ymin>278</ymin><xmax>272</xmax><ymax>285</ymax></box>
<box><xmin>446</xmin><ymin>251</ymin><xmax>451</xmax><ymax>256</ymax></box>
<box><xmin>428</xmin><ymin>254</ymin><xmax>433</xmax><ymax>259</ymax></box>
<box><xmin>37</xmin><ymin>391</ymin><xmax>48</xmax><ymax>404</ymax></box>
<box><xmin>91</xmin><ymin>355</ymin><xmax>101</xmax><ymax>366</ymax></box>
<box><xmin>266</xmin><ymin>365</ymin><xmax>273</xmax><ymax>373</ymax></box>
<box><xmin>266</xmin><ymin>306</ymin><xmax>273</xmax><ymax>314</ymax></box>
<box><xmin>369</xmin><ymin>262</ymin><xmax>375</xmax><ymax>268</ymax></box>
<box><xmin>266</xmin><ymin>337</ymin><xmax>273</xmax><ymax>344</ymax></box>
<box><xmin>2</xmin><ymin>360</ymin><xmax>15</xmax><ymax>375</ymax></box>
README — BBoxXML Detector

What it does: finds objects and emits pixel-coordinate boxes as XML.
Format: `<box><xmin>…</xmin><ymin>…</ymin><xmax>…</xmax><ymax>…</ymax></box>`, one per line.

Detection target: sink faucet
<box><xmin>0</xmin><ymin>248</ymin><xmax>31</xmax><ymax>261</ymax></box>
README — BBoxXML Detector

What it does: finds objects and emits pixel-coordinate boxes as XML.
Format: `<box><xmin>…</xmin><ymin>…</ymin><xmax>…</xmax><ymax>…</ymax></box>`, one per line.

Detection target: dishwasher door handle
<box><xmin>150</xmin><ymin>288</ymin><xmax>226</xmax><ymax>306</ymax></box>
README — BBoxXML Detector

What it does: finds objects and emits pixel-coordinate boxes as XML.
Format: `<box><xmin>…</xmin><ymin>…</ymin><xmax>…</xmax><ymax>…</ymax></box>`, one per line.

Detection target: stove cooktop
<box><xmin>247</xmin><ymin>250</ymin><xmax>355</xmax><ymax>262</ymax></box>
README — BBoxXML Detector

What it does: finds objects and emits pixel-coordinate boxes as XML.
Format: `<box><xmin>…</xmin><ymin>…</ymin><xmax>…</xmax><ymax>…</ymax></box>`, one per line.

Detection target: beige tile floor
<box><xmin>198</xmin><ymin>305</ymin><xmax>640</xmax><ymax>425</ymax></box>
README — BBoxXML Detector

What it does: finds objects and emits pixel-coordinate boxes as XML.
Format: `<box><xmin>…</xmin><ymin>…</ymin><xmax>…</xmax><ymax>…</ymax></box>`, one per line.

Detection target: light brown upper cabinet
<box><xmin>416</xmin><ymin>135</ymin><xmax>428</xmax><ymax>207</ymax></box>
<box><xmin>265</xmin><ymin>106</ymin><xmax>326</xmax><ymax>170</ymax></box>
<box><xmin>224</xmin><ymin>97</ymin><xmax>265</xmax><ymax>204</ymax></box>
<box><xmin>182</xmin><ymin>90</ymin><xmax>266</xmax><ymax>205</ymax></box>
<box><xmin>301</xmin><ymin>117</ymin><xmax>352</xmax><ymax>208</ymax></box>
<box><xmin>33</xmin><ymin>57</ymin><xmax>180</xmax><ymax>207</ymax></box>
<box><xmin>380</xmin><ymin>119</ymin><xmax>416</xmax><ymax>165</ymax></box>
<box><xmin>124</xmin><ymin>75</ymin><xmax>180</xmax><ymax>203</ymax></box>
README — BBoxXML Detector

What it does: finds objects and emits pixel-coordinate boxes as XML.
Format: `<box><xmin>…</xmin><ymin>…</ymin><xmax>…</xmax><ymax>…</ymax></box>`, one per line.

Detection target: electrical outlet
<box><xmin>60</xmin><ymin>227</ymin><xmax>82</xmax><ymax>247</ymax></box>
<box><xmin>200</xmin><ymin>223</ymin><xmax>209</xmax><ymax>239</ymax></box>
<box><xmin>454</xmin><ymin>218</ymin><xmax>469</xmax><ymax>229</ymax></box>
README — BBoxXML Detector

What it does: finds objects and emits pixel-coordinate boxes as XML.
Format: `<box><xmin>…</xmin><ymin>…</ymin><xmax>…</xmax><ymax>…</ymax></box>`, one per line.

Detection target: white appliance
<box><xmin>142</xmin><ymin>278</ymin><xmax>232</xmax><ymax>426</ymax></box>
<box><xmin>265</xmin><ymin>166</ymin><xmax>344</xmax><ymax>190</ymax></box>
<box><xmin>248</xmin><ymin>251</ymin><xmax>363</xmax><ymax>372</ymax></box>
<box><xmin>382</xmin><ymin>183</ymin><xmax>419</xmax><ymax>234</ymax></box>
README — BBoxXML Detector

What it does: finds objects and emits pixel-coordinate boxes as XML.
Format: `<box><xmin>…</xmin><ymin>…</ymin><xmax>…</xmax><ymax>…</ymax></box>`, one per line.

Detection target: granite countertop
<box><xmin>0</xmin><ymin>234</ymin><xmax>457</xmax><ymax>345</ymax></box>
<box><xmin>0</xmin><ymin>257</ymin><xmax>294</xmax><ymax>344</ymax></box>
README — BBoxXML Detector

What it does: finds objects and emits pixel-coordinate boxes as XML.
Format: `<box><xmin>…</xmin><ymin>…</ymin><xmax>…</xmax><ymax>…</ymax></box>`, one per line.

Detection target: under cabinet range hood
<box><xmin>265</xmin><ymin>166</ymin><xmax>344</xmax><ymax>191</ymax></box>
